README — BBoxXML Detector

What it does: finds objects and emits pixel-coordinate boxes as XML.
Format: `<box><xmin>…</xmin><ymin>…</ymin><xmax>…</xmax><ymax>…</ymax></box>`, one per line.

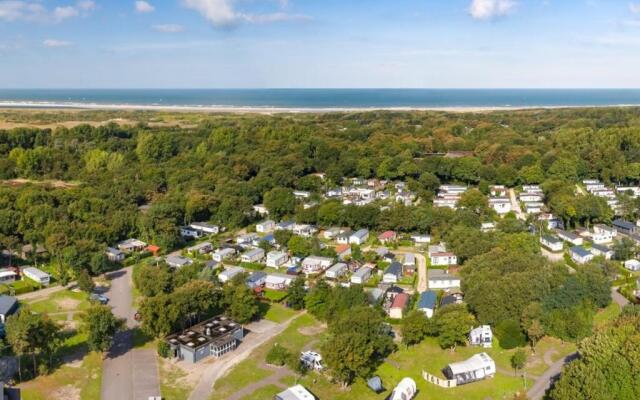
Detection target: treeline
<box><xmin>2</xmin><ymin>108</ymin><xmax>640</xmax><ymax>279</ymax></box>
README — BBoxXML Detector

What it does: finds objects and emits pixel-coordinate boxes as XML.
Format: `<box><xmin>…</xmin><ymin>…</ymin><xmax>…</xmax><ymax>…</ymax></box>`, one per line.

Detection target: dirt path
<box><xmin>543</xmin><ymin>349</ymin><xmax>558</xmax><ymax>366</ymax></box>
<box><xmin>226</xmin><ymin>364</ymin><xmax>291</xmax><ymax>400</ymax></box>
<box><xmin>508</xmin><ymin>188</ymin><xmax>526</xmax><ymax>220</ymax></box>
<box><xmin>17</xmin><ymin>283</ymin><xmax>74</xmax><ymax>301</ymax></box>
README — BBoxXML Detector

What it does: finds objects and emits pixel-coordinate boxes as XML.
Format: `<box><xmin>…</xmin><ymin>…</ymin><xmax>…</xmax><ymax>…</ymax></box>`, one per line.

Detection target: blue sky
<box><xmin>1</xmin><ymin>0</ymin><xmax>640</xmax><ymax>88</ymax></box>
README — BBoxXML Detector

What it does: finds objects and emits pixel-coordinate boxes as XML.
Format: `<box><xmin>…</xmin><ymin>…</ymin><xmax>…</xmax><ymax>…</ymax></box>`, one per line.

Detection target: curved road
<box><xmin>527</xmin><ymin>287</ymin><xmax>630</xmax><ymax>400</ymax></box>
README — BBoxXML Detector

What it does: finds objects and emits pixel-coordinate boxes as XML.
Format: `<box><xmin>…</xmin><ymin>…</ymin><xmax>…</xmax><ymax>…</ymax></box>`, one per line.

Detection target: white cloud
<box><xmin>153</xmin><ymin>23</ymin><xmax>184</xmax><ymax>32</ymax></box>
<box><xmin>135</xmin><ymin>1</ymin><xmax>154</xmax><ymax>13</ymax></box>
<box><xmin>0</xmin><ymin>1</ymin><xmax>95</xmax><ymax>22</ymax></box>
<box><xmin>78</xmin><ymin>0</ymin><xmax>96</xmax><ymax>10</ymax></box>
<box><xmin>182</xmin><ymin>0</ymin><xmax>309</xmax><ymax>27</ymax></box>
<box><xmin>469</xmin><ymin>0</ymin><xmax>516</xmax><ymax>20</ymax></box>
<box><xmin>53</xmin><ymin>6</ymin><xmax>79</xmax><ymax>20</ymax></box>
<box><xmin>0</xmin><ymin>1</ymin><xmax>46</xmax><ymax>21</ymax></box>
<box><xmin>631</xmin><ymin>3</ymin><xmax>640</xmax><ymax>14</ymax></box>
<box><xmin>43</xmin><ymin>39</ymin><xmax>72</xmax><ymax>47</ymax></box>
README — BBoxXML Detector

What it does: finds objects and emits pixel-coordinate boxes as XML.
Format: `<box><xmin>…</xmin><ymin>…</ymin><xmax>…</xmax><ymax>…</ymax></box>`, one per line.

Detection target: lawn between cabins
<box><xmin>207</xmin><ymin>312</ymin><xmax>555</xmax><ymax>400</ymax></box>
<box><xmin>17</xmin><ymin>290</ymin><xmax>103</xmax><ymax>400</ymax></box>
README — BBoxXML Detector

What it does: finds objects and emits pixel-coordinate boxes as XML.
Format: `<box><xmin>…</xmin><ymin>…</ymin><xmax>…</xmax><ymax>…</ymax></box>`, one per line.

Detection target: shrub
<box><xmin>265</xmin><ymin>343</ymin><xmax>291</xmax><ymax>366</ymax></box>
<box><xmin>157</xmin><ymin>340</ymin><xmax>170</xmax><ymax>358</ymax></box>
<box><xmin>495</xmin><ymin>319</ymin><xmax>527</xmax><ymax>349</ymax></box>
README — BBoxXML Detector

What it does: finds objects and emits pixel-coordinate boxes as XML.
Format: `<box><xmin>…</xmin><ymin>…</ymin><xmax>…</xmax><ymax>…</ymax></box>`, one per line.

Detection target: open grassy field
<box><xmin>19</xmin><ymin>333</ymin><xmax>103</xmax><ymax>400</ymax></box>
<box><xmin>209</xmin><ymin>313</ymin><xmax>324</xmax><ymax>400</ymax></box>
<box><xmin>26</xmin><ymin>290</ymin><xmax>90</xmax><ymax>315</ymax></box>
<box><xmin>263</xmin><ymin>303</ymin><xmax>299</xmax><ymax>323</ymax></box>
<box><xmin>159</xmin><ymin>358</ymin><xmax>194</xmax><ymax>400</ymax></box>
<box><xmin>211</xmin><ymin>312</ymin><xmax>534</xmax><ymax>400</ymax></box>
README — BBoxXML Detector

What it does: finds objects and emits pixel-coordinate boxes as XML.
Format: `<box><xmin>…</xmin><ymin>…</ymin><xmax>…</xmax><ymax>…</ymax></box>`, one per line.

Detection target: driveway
<box><xmin>100</xmin><ymin>267</ymin><xmax>160</xmax><ymax>400</ymax></box>
<box><xmin>188</xmin><ymin>313</ymin><xmax>304</xmax><ymax>400</ymax></box>
<box><xmin>508</xmin><ymin>188</ymin><xmax>526</xmax><ymax>220</ymax></box>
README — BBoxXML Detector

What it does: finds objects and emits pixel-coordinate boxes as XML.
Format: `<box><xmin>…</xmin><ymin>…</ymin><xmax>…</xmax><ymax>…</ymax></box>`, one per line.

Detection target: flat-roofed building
<box><xmin>165</xmin><ymin>316</ymin><xmax>243</xmax><ymax>363</ymax></box>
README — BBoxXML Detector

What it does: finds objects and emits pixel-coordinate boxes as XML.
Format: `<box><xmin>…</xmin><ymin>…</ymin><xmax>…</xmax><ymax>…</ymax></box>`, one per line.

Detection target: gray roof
<box><xmin>106</xmin><ymin>247</ymin><xmax>124</xmax><ymax>256</ymax></box>
<box><xmin>0</xmin><ymin>295</ymin><xmax>18</xmax><ymax>316</ymax></box>
<box><xmin>570</xmin><ymin>246</ymin><xmax>591</xmax><ymax>258</ymax></box>
<box><xmin>541</xmin><ymin>235</ymin><xmax>561</xmax><ymax>244</ymax></box>
<box><xmin>247</xmin><ymin>271</ymin><xmax>267</xmax><ymax>284</ymax></box>
<box><xmin>351</xmin><ymin>229</ymin><xmax>369</xmax><ymax>239</ymax></box>
<box><xmin>166</xmin><ymin>255</ymin><xmax>193</xmax><ymax>266</ymax></box>
<box><xmin>590</xmin><ymin>244</ymin><xmax>612</xmax><ymax>254</ymax></box>
<box><xmin>384</xmin><ymin>262</ymin><xmax>402</xmax><ymax>277</ymax></box>
<box><xmin>613</xmin><ymin>219</ymin><xmax>636</xmax><ymax>230</ymax></box>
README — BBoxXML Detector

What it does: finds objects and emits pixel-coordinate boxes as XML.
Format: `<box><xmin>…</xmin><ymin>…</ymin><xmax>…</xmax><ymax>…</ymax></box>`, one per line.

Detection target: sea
<box><xmin>1</xmin><ymin>89</ymin><xmax>640</xmax><ymax>110</ymax></box>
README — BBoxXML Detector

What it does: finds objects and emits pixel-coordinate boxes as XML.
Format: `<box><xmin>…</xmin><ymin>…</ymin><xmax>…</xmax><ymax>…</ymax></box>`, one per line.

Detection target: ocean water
<box><xmin>1</xmin><ymin>89</ymin><xmax>640</xmax><ymax>109</ymax></box>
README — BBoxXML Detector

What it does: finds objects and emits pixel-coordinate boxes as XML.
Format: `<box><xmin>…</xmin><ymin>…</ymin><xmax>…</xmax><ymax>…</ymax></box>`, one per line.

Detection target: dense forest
<box><xmin>1</xmin><ymin>107</ymin><xmax>636</xmax><ymax>391</ymax></box>
<box><xmin>2</xmin><ymin>108</ymin><xmax>640</xmax><ymax>270</ymax></box>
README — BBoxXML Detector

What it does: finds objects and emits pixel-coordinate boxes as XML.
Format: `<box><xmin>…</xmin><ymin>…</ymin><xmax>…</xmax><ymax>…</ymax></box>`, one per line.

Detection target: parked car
<box><xmin>90</xmin><ymin>293</ymin><xmax>109</xmax><ymax>304</ymax></box>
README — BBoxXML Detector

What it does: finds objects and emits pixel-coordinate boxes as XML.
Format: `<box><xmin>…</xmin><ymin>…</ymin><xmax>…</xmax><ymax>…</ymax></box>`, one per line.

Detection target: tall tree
<box><xmin>83</xmin><ymin>305</ymin><xmax>125</xmax><ymax>352</ymax></box>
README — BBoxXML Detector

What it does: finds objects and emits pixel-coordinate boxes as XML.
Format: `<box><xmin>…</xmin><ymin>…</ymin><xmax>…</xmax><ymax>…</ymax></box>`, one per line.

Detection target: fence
<box><xmin>422</xmin><ymin>371</ymin><xmax>457</xmax><ymax>388</ymax></box>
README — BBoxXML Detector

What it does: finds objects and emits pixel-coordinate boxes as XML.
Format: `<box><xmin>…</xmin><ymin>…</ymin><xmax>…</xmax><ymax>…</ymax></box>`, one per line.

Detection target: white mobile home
<box><xmin>430</xmin><ymin>252</ymin><xmax>457</xmax><ymax>266</ymax></box>
<box><xmin>540</xmin><ymin>235</ymin><xmax>563</xmax><ymax>252</ymax></box>
<box><xmin>556</xmin><ymin>230</ymin><xmax>584</xmax><ymax>246</ymax></box>
<box><xmin>256</xmin><ymin>220</ymin><xmax>276</xmax><ymax>233</ymax></box>
<box><xmin>266</xmin><ymin>251</ymin><xmax>288</xmax><ymax>268</ymax></box>
<box><xmin>325</xmin><ymin>263</ymin><xmax>348</xmax><ymax>279</ymax></box>
<box><xmin>570</xmin><ymin>246</ymin><xmax>594</xmax><ymax>264</ymax></box>
<box><xmin>0</xmin><ymin>270</ymin><xmax>17</xmax><ymax>284</ymax></box>
<box><xmin>301</xmin><ymin>256</ymin><xmax>333</xmax><ymax>274</ymax></box>
<box><xmin>265</xmin><ymin>273</ymin><xmax>293</xmax><ymax>290</ymax></box>
<box><xmin>349</xmin><ymin>229</ymin><xmax>369</xmax><ymax>245</ymax></box>
<box><xmin>350</xmin><ymin>266</ymin><xmax>372</xmax><ymax>284</ymax></box>
<box><xmin>624</xmin><ymin>259</ymin><xmax>640</xmax><ymax>272</ymax></box>
<box><xmin>444</xmin><ymin>353</ymin><xmax>496</xmax><ymax>385</ymax></box>
<box><xmin>241</xmin><ymin>248</ymin><xmax>265</xmax><ymax>263</ymax></box>
<box><xmin>218</xmin><ymin>266</ymin><xmax>244</xmax><ymax>283</ymax></box>
<box><xmin>428</xmin><ymin>269</ymin><xmax>460</xmax><ymax>290</ymax></box>
<box><xmin>590</xmin><ymin>244</ymin><xmax>614</xmax><ymax>260</ymax></box>
<box><xmin>212</xmin><ymin>248</ymin><xmax>236</xmax><ymax>262</ymax></box>
<box><xmin>469</xmin><ymin>325</ymin><xmax>493</xmax><ymax>348</ymax></box>
<box><xmin>22</xmin><ymin>267</ymin><xmax>50</xmax><ymax>286</ymax></box>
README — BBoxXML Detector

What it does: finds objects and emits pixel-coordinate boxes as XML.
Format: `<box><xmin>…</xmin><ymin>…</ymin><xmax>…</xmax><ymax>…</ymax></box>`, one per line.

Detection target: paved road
<box><xmin>188</xmin><ymin>313</ymin><xmax>304</xmax><ymax>400</ymax></box>
<box><xmin>101</xmin><ymin>267</ymin><xmax>160</xmax><ymax>400</ymax></box>
<box><xmin>17</xmin><ymin>282</ymin><xmax>75</xmax><ymax>301</ymax></box>
<box><xmin>527</xmin><ymin>287</ymin><xmax>630</xmax><ymax>400</ymax></box>
<box><xmin>527</xmin><ymin>352</ymin><xmax>579</xmax><ymax>400</ymax></box>
<box><xmin>508</xmin><ymin>188</ymin><xmax>526</xmax><ymax>220</ymax></box>
<box><xmin>611</xmin><ymin>286</ymin><xmax>631</xmax><ymax>307</ymax></box>
<box><xmin>392</xmin><ymin>249</ymin><xmax>427</xmax><ymax>293</ymax></box>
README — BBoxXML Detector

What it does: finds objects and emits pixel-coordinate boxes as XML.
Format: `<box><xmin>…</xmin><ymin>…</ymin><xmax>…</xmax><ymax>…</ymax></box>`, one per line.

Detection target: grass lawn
<box><xmin>212</xmin><ymin>311</ymin><xmax>532</xmax><ymax>400</ymax></box>
<box><xmin>594</xmin><ymin>302</ymin><xmax>622</xmax><ymax>328</ymax></box>
<box><xmin>210</xmin><ymin>313</ymin><xmax>324</xmax><ymax>400</ymax></box>
<box><xmin>263</xmin><ymin>303</ymin><xmax>299</xmax><ymax>323</ymax></box>
<box><xmin>19</xmin><ymin>349</ymin><xmax>102</xmax><ymax>400</ymax></box>
<box><xmin>26</xmin><ymin>290</ymin><xmax>90</xmax><ymax>314</ymax></box>
<box><xmin>263</xmin><ymin>289</ymin><xmax>288</xmax><ymax>303</ymax></box>
<box><xmin>238</xmin><ymin>384</ymin><xmax>285</xmax><ymax>400</ymax></box>
<box><xmin>526</xmin><ymin>337</ymin><xmax>577</xmax><ymax>377</ymax></box>
<box><xmin>291</xmin><ymin>337</ymin><xmax>529</xmax><ymax>400</ymax></box>
<box><xmin>159</xmin><ymin>358</ymin><xmax>194</xmax><ymax>400</ymax></box>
